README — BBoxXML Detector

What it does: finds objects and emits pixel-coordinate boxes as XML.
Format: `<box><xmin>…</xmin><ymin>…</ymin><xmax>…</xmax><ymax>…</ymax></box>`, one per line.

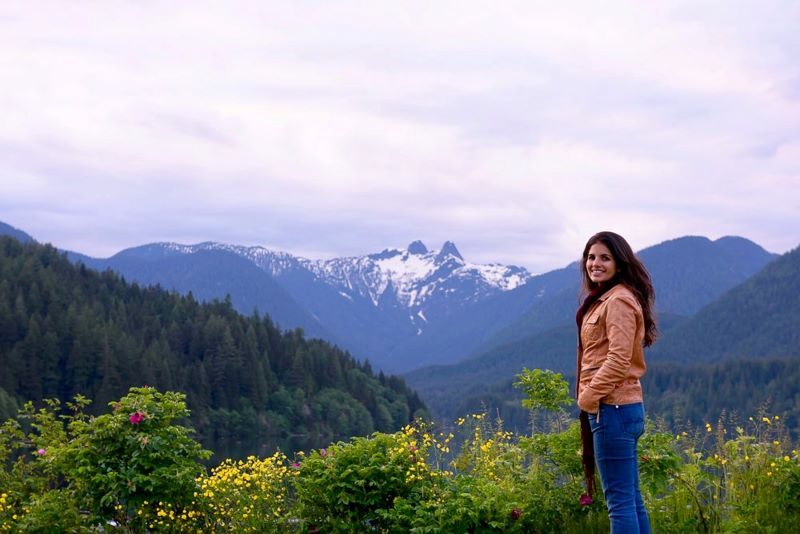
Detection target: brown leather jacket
<box><xmin>576</xmin><ymin>284</ymin><xmax>646</xmax><ymax>413</ymax></box>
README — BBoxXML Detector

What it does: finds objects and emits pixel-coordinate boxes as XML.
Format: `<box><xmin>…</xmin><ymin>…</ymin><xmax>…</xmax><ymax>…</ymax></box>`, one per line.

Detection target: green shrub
<box><xmin>293</xmin><ymin>427</ymin><xmax>439</xmax><ymax>532</ymax></box>
<box><xmin>0</xmin><ymin>387</ymin><xmax>210</xmax><ymax>531</ymax></box>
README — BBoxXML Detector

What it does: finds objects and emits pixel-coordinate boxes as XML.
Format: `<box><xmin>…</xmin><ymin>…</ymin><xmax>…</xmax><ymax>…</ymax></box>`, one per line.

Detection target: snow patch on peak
<box><xmin>466</xmin><ymin>263</ymin><xmax>529</xmax><ymax>291</ymax></box>
<box><xmin>188</xmin><ymin>242</ymin><xmax>306</xmax><ymax>277</ymax></box>
<box><xmin>161</xmin><ymin>242</ymin><xmax>201</xmax><ymax>255</ymax></box>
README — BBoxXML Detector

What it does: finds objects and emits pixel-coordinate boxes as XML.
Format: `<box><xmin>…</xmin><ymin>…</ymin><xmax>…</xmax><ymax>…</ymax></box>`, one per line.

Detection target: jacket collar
<box><xmin>596</xmin><ymin>282</ymin><xmax>626</xmax><ymax>301</ymax></box>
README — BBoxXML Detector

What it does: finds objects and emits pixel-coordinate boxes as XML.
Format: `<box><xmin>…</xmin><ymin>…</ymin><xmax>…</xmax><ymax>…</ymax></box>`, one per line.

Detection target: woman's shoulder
<box><xmin>605</xmin><ymin>284</ymin><xmax>642</xmax><ymax>310</ymax></box>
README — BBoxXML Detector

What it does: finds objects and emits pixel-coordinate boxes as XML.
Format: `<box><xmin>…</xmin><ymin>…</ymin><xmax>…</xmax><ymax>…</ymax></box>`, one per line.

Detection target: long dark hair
<box><xmin>580</xmin><ymin>231</ymin><xmax>658</xmax><ymax>347</ymax></box>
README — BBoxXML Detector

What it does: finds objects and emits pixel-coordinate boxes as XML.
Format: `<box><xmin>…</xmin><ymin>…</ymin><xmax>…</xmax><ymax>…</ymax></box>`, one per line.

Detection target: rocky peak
<box><xmin>407</xmin><ymin>240</ymin><xmax>428</xmax><ymax>255</ymax></box>
<box><xmin>436</xmin><ymin>241</ymin><xmax>463</xmax><ymax>262</ymax></box>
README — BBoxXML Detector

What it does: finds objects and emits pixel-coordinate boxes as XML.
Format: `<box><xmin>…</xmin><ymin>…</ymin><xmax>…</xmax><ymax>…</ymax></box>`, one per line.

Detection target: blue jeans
<box><xmin>589</xmin><ymin>403</ymin><xmax>650</xmax><ymax>534</ymax></box>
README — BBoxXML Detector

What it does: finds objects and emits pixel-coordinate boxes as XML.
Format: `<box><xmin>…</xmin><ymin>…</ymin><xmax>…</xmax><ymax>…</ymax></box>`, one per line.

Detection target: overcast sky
<box><xmin>1</xmin><ymin>1</ymin><xmax>798</xmax><ymax>273</ymax></box>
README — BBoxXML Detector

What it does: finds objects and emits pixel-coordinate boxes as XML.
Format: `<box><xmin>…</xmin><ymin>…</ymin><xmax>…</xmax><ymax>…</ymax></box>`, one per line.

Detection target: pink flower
<box><xmin>36</xmin><ymin>448</ymin><xmax>46</xmax><ymax>456</ymax></box>
<box><xmin>510</xmin><ymin>508</ymin><xmax>521</xmax><ymax>521</ymax></box>
<box><xmin>129</xmin><ymin>412</ymin><xmax>144</xmax><ymax>425</ymax></box>
<box><xmin>292</xmin><ymin>462</ymin><xmax>301</xmax><ymax>469</ymax></box>
<box><xmin>580</xmin><ymin>494</ymin><xmax>593</xmax><ymax>507</ymax></box>
<box><xmin>320</xmin><ymin>448</ymin><xmax>327</xmax><ymax>458</ymax></box>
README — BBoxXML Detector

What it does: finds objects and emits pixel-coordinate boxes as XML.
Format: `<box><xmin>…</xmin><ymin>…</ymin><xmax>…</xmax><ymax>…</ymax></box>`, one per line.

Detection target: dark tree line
<box><xmin>0</xmin><ymin>237</ymin><xmax>426</xmax><ymax>439</ymax></box>
<box><xmin>433</xmin><ymin>358</ymin><xmax>800</xmax><ymax>439</ymax></box>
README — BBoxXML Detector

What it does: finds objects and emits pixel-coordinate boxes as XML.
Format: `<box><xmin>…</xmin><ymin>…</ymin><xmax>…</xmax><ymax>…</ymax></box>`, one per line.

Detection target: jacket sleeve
<box><xmin>577</xmin><ymin>296</ymin><xmax>638</xmax><ymax>413</ymax></box>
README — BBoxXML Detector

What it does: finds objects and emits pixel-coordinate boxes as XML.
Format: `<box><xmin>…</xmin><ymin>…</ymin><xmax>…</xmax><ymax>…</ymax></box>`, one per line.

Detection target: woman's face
<box><xmin>586</xmin><ymin>242</ymin><xmax>617</xmax><ymax>286</ymax></box>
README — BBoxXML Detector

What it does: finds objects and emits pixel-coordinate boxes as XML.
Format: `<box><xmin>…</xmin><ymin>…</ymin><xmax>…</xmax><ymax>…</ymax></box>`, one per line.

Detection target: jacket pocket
<box><xmin>582</xmin><ymin>313</ymin><xmax>603</xmax><ymax>342</ymax></box>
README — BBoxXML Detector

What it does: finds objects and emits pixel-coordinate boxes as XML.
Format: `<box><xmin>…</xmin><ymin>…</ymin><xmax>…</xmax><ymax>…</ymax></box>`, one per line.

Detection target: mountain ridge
<box><xmin>0</xmin><ymin>220</ymin><xmax>780</xmax><ymax>374</ymax></box>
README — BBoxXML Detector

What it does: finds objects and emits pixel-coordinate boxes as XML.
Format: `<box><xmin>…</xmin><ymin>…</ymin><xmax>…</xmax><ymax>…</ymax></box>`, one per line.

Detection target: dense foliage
<box><xmin>2</xmin><ymin>381</ymin><xmax>798</xmax><ymax>532</ymax></box>
<box><xmin>0</xmin><ymin>237</ymin><xmax>426</xmax><ymax>439</ymax></box>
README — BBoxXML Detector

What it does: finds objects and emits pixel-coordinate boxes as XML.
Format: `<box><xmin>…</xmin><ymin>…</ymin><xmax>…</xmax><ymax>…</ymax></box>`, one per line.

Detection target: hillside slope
<box><xmin>650</xmin><ymin>244</ymin><xmax>800</xmax><ymax>362</ymax></box>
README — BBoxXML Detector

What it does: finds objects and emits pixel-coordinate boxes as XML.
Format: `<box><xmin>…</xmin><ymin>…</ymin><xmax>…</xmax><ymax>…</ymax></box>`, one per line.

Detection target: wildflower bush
<box><xmin>0</xmin><ymin>387</ymin><xmax>210</xmax><ymax>532</ymax></box>
<box><xmin>143</xmin><ymin>452</ymin><xmax>297</xmax><ymax>533</ymax></box>
<box><xmin>1</xmin><ymin>374</ymin><xmax>799</xmax><ymax>532</ymax></box>
<box><xmin>387</xmin><ymin>413</ymin><xmax>584</xmax><ymax>533</ymax></box>
<box><xmin>648</xmin><ymin>415</ymin><xmax>800</xmax><ymax>533</ymax></box>
<box><xmin>67</xmin><ymin>387</ymin><xmax>211</xmax><ymax>528</ymax></box>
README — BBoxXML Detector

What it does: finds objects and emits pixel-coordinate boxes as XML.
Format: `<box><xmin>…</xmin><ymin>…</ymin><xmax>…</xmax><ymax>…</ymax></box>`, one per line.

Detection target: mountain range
<box><xmin>60</xmin><ymin>233</ymin><xmax>536</xmax><ymax>372</ymax></box>
<box><xmin>2</xmin><ymin>219</ymin><xmax>797</xmax><ymax>432</ymax></box>
<box><xmin>0</xmin><ymin>221</ymin><xmax>781</xmax><ymax>374</ymax></box>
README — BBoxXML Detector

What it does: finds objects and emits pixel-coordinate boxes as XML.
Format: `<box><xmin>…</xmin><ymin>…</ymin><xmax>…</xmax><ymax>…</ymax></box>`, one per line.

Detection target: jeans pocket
<box><xmin>619</xmin><ymin>404</ymin><xmax>645</xmax><ymax>438</ymax></box>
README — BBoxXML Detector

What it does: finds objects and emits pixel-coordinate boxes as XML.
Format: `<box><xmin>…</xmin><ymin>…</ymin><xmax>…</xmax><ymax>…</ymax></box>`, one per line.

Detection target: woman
<box><xmin>576</xmin><ymin>231</ymin><xmax>657</xmax><ymax>534</ymax></box>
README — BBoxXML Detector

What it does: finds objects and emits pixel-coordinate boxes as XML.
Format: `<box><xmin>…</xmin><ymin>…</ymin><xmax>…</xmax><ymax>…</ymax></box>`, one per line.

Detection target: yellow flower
<box><xmin>785</xmin><ymin>456</ymin><xmax>791</xmax><ymax>462</ymax></box>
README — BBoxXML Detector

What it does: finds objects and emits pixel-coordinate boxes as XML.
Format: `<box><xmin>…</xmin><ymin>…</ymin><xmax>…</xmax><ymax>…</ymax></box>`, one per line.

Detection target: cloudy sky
<box><xmin>1</xmin><ymin>1</ymin><xmax>798</xmax><ymax>273</ymax></box>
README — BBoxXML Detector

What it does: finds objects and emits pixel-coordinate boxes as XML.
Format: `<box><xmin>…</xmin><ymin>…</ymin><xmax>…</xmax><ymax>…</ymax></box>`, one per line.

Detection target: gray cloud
<box><xmin>1</xmin><ymin>1</ymin><xmax>798</xmax><ymax>272</ymax></box>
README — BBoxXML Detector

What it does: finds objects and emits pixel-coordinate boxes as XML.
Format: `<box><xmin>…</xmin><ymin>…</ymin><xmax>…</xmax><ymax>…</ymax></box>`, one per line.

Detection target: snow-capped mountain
<box><xmin>80</xmin><ymin>239</ymin><xmax>532</xmax><ymax>370</ymax></box>
<box><xmin>158</xmin><ymin>240</ymin><xmax>531</xmax><ymax>331</ymax></box>
<box><xmin>312</xmin><ymin>241</ymin><xmax>529</xmax><ymax>307</ymax></box>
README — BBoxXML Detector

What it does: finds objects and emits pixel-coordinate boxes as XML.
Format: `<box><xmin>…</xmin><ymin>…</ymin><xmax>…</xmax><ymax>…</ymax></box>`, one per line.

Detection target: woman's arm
<box><xmin>577</xmin><ymin>296</ymin><xmax>638</xmax><ymax>413</ymax></box>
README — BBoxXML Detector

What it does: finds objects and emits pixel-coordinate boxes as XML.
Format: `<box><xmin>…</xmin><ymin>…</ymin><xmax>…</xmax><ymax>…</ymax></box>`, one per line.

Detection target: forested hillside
<box><xmin>650</xmin><ymin>244</ymin><xmax>800</xmax><ymax>362</ymax></box>
<box><xmin>73</xmin><ymin>244</ymin><xmax>334</xmax><ymax>342</ymax></box>
<box><xmin>0</xmin><ymin>237</ymin><xmax>426</xmax><ymax>439</ymax></box>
